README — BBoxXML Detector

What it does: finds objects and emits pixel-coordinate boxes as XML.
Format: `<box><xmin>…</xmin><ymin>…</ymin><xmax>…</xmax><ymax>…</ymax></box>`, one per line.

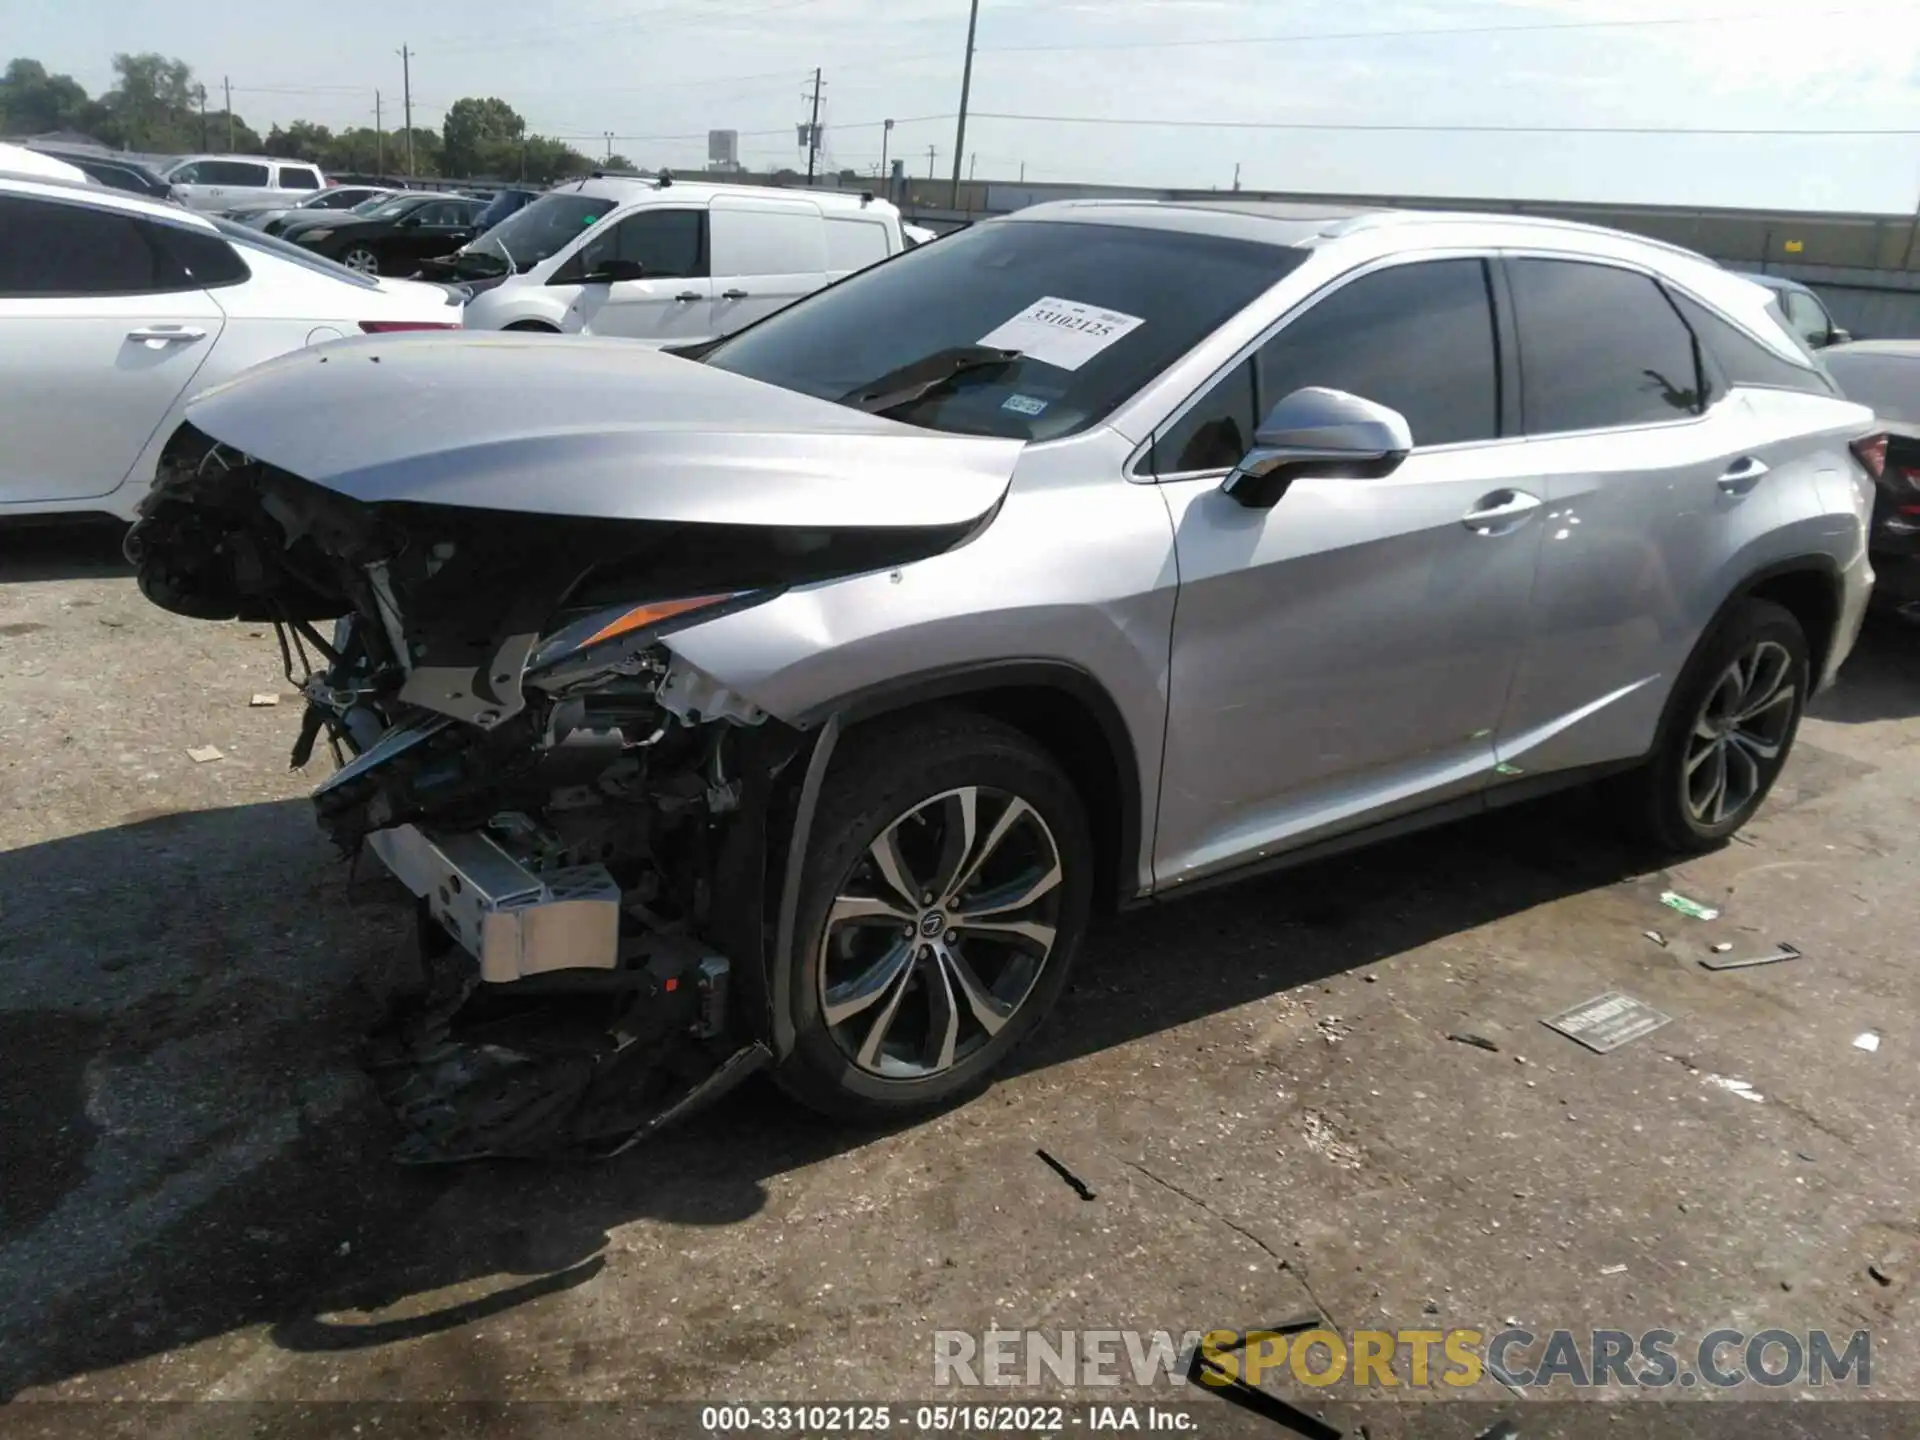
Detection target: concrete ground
<box><xmin>2</xmin><ymin>523</ymin><xmax>1918</xmax><ymax>1436</ymax></box>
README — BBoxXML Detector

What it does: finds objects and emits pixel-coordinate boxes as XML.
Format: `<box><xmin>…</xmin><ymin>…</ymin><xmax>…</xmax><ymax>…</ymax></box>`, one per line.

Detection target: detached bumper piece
<box><xmin>363</xmin><ymin>823</ymin><xmax>767</xmax><ymax>1163</ymax></box>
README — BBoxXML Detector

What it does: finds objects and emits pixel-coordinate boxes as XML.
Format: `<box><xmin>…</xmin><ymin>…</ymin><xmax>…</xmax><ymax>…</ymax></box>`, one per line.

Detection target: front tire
<box><xmin>341</xmin><ymin>245</ymin><xmax>381</xmax><ymax>275</ymax></box>
<box><xmin>1617</xmin><ymin>597</ymin><xmax>1808</xmax><ymax>852</ymax></box>
<box><xmin>775</xmin><ymin>712</ymin><xmax>1093</xmax><ymax>1122</ymax></box>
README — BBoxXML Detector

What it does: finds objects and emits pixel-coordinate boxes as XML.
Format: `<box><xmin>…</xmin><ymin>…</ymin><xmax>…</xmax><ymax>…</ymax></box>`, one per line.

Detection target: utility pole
<box><xmin>968</xmin><ymin>152</ymin><xmax>976</xmax><ymax>181</ymax></box>
<box><xmin>223</xmin><ymin>76</ymin><xmax>233</xmax><ymax>150</ymax></box>
<box><xmin>925</xmin><ymin>144</ymin><xmax>937</xmax><ymax>179</ymax></box>
<box><xmin>949</xmin><ymin>0</ymin><xmax>980</xmax><ymax>208</ymax></box>
<box><xmin>197</xmin><ymin>85</ymin><xmax>207</xmax><ymax>150</ymax></box>
<box><xmin>1232</xmin><ymin>161</ymin><xmax>1241</xmax><ymax>192</ymax></box>
<box><xmin>375</xmin><ymin>91</ymin><xmax>384</xmax><ymax>176</ymax></box>
<box><xmin>397</xmin><ymin>45</ymin><xmax>414</xmax><ymax>177</ymax></box>
<box><xmin>1019</xmin><ymin>160</ymin><xmax>1025</xmax><ymax>183</ymax></box>
<box><xmin>804</xmin><ymin>68</ymin><xmax>824</xmax><ymax>186</ymax></box>
<box><xmin>604</xmin><ymin>131</ymin><xmax>614</xmax><ymax>161</ymax></box>
<box><xmin>879</xmin><ymin>118</ymin><xmax>893</xmax><ymax>198</ymax></box>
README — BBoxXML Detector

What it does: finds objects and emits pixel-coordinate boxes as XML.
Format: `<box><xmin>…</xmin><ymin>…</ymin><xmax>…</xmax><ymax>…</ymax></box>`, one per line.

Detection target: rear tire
<box><xmin>504</xmin><ymin>321</ymin><xmax>559</xmax><ymax>333</ymax></box>
<box><xmin>1614</xmin><ymin>597</ymin><xmax>1808</xmax><ymax>852</ymax></box>
<box><xmin>773</xmin><ymin>712</ymin><xmax>1093</xmax><ymax>1123</ymax></box>
<box><xmin>341</xmin><ymin>245</ymin><xmax>381</xmax><ymax>275</ymax></box>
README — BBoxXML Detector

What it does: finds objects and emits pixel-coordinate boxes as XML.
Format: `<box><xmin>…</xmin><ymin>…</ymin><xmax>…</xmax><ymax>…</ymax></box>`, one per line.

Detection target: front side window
<box><xmin>1150</xmin><ymin>258</ymin><xmax>1501</xmax><ymax>473</ymax></box>
<box><xmin>0</xmin><ymin>196</ymin><xmax>161</xmax><ymax>296</ymax></box>
<box><xmin>1255</xmin><ymin>258</ymin><xmax>1500</xmax><ymax>448</ymax></box>
<box><xmin>580</xmin><ymin>208</ymin><xmax>705</xmax><ymax>278</ymax></box>
<box><xmin>1509</xmin><ymin>258</ymin><xmax>1703</xmax><ymax>434</ymax></box>
<box><xmin>705</xmin><ymin>219</ymin><xmax>1305</xmax><ymax>441</ymax></box>
<box><xmin>414</xmin><ymin>200</ymin><xmax>467</xmax><ymax>226</ymax></box>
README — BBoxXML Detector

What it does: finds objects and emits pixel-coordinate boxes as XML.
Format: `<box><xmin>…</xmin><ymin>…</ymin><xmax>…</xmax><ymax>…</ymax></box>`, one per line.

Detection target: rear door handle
<box><xmin>127</xmin><ymin>326</ymin><xmax>207</xmax><ymax>344</ymax></box>
<box><xmin>1717</xmin><ymin>456</ymin><xmax>1769</xmax><ymax>494</ymax></box>
<box><xmin>1462</xmin><ymin>489</ymin><xmax>1544</xmax><ymax>533</ymax></box>
<box><xmin>720</xmin><ymin>288</ymin><xmax>750</xmax><ymax>300</ymax></box>
<box><xmin>675</xmin><ymin>291</ymin><xmax>701</xmax><ymax>302</ymax></box>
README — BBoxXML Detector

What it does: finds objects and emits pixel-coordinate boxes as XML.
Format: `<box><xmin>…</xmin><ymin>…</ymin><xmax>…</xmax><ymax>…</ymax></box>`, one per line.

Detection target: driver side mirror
<box><xmin>1827</xmin><ymin>327</ymin><xmax>1852</xmax><ymax>347</ymax></box>
<box><xmin>398</xmin><ymin>214</ymin><xmax>422</xmax><ymax>228</ymax></box>
<box><xmin>1221</xmin><ymin>387</ymin><xmax>1413</xmax><ymax>509</ymax></box>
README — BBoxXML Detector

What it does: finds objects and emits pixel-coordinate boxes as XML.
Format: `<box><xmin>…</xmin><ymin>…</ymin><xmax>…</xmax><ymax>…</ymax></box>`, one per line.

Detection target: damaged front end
<box><xmin>127</xmin><ymin>419</ymin><xmax>981</xmax><ymax>1161</ymax></box>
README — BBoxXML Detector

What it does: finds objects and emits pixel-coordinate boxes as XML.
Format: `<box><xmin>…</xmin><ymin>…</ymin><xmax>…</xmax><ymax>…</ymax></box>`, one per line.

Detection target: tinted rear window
<box><xmin>1667</xmin><ymin>290</ymin><xmax>1838</xmax><ymax>400</ymax></box>
<box><xmin>279</xmin><ymin>167</ymin><xmax>322</xmax><ymax>190</ymax></box>
<box><xmin>1510</xmin><ymin>258</ymin><xmax>1705</xmax><ymax>434</ymax></box>
<box><xmin>0</xmin><ymin>195</ymin><xmax>161</xmax><ymax>295</ymax></box>
<box><xmin>705</xmin><ymin>219</ymin><xmax>1306</xmax><ymax>440</ymax></box>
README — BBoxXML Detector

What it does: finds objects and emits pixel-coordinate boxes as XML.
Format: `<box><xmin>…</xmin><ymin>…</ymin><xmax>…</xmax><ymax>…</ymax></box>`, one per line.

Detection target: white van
<box><xmin>165</xmin><ymin>155</ymin><xmax>329</xmax><ymax>211</ymax></box>
<box><xmin>458</xmin><ymin>176</ymin><xmax>903</xmax><ymax>342</ymax></box>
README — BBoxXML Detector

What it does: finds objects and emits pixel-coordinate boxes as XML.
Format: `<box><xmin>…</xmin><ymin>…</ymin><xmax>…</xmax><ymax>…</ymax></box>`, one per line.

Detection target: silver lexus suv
<box><xmin>130</xmin><ymin>200</ymin><xmax>1880</xmax><ymax>1159</ymax></box>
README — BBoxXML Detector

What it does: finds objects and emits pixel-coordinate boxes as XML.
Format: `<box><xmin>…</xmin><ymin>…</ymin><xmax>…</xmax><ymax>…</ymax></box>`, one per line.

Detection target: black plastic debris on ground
<box><xmin>1541</xmin><ymin>991</ymin><xmax>1672</xmax><ymax>1054</ymax></box>
<box><xmin>1036</xmin><ymin>1147</ymin><xmax>1096</xmax><ymax>1200</ymax></box>
<box><xmin>1476</xmin><ymin>1421</ymin><xmax>1522</xmax><ymax>1440</ymax></box>
<box><xmin>1699</xmin><ymin>941</ymin><xmax>1802</xmax><ymax>972</ymax></box>
<box><xmin>1185</xmin><ymin>1344</ymin><xmax>1342</xmax><ymax>1439</ymax></box>
<box><xmin>1447</xmin><ymin>1032</ymin><xmax>1500</xmax><ymax>1053</ymax></box>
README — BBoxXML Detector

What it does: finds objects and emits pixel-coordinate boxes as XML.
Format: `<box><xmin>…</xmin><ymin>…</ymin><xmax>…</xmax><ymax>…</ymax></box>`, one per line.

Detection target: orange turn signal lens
<box><xmin>579</xmin><ymin>594</ymin><xmax>734</xmax><ymax>649</ymax></box>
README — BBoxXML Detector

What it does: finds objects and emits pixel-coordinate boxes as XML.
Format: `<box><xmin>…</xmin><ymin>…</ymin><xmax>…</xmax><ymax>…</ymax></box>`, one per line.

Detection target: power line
<box><xmin>549</xmin><ymin>113</ymin><xmax>950</xmax><ymax>144</ymax></box>
<box><xmin>974</xmin><ymin>6</ymin><xmax>1879</xmax><ymax>56</ymax></box>
<box><xmin>968</xmin><ymin>112</ymin><xmax>1920</xmax><ymax>137</ymax></box>
<box><xmin>434</xmin><ymin>0</ymin><xmax>830</xmax><ymax>54</ymax></box>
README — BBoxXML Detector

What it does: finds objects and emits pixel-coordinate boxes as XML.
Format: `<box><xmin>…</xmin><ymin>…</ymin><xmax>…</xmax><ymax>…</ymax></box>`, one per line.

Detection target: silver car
<box><xmin>128</xmin><ymin>201</ymin><xmax>1880</xmax><ymax>1159</ymax></box>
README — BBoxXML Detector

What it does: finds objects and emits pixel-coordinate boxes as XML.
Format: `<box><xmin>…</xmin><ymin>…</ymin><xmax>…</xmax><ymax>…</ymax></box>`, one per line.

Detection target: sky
<box><xmin>8</xmin><ymin>0</ymin><xmax>1920</xmax><ymax>212</ymax></box>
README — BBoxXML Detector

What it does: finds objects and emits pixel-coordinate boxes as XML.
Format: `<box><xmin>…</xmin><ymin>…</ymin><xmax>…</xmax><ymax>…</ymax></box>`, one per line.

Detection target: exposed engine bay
<box><xmin>126</xmin><ymin>423</ymin><xmax>973</xmax><ymax>1161</ymax></box>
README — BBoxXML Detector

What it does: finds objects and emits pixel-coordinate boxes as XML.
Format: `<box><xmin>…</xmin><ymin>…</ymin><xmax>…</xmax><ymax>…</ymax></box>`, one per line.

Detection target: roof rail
<box><xmin>1327</xmin><ymin>208</ymin><xmax>1711</xmax><ymax>263</ymax></box>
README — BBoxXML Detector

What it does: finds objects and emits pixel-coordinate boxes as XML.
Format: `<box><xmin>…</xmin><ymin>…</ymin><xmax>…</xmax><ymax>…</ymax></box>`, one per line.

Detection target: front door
<box><xmin>565</xmin><ymin>206</ymin><xmax>713</xmax><ymax>341</ymax></box>
<box><xmin>1155</xmin><ymin>256</ymin><xmax>1545</xmax><ymax>887</ymax></box>
<box><xmin>0</xmin><ymin>195</ymin><xmax>224</xmax><ymax>507</ymax></box>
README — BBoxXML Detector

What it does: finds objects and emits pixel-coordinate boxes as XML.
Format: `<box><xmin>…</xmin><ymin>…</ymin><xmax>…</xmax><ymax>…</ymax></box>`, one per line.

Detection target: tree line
<box><xmin>2</xmin><ymin>53</ymin><xmax>633</xmax><ymax>183</ymax></box>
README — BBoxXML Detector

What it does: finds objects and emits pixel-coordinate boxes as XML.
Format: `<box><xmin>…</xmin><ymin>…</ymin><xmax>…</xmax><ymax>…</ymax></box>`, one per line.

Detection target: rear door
<box><xmin>1494</xmin><ymin>255</ymin><xmax>1778</xmax><ymax>775</ymax></box>
<box><xmin>0</xmin><ymin>195</ymin><xmax>224</xmax><ymax>506</ymax></box>
<box><xmin>708</xmin><ymin>196</ymin><xmax>829</xmax><ymax>335</ymax></box>
<box><xmin>173</xmin><ymin>159</ymin><xmax>273</xmax><ymax>210</ymax></box>
<box><xmin>823</xmin><ymin>212</ymin><xmax>894</xmax><ymax>281</ymax></box>
<box><xmin>1156</xmin><ymin>255</ymin><xmax>1548</xmax><ymax>884</ymax></box>
<box><xmin>565</xmin><ymin>205</ymin><xmax>712</xmax><ymax>340</ymax></box>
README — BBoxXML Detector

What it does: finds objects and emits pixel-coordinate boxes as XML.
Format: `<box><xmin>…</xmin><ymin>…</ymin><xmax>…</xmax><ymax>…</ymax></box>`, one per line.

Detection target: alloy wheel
<box><xmin>817</xmin><ymin>786</ymin><xmax>1063</xmax><ymax>1079</ymax></box>
<box><xmin>1683</xmin><ymin>639</ymin><xmax>1797</xmax><ymax>826</ymax></box>
<box><xmin>343</xmin><ymin>247</ymin><xmax>380</xmax><ymax>275</ymax></box>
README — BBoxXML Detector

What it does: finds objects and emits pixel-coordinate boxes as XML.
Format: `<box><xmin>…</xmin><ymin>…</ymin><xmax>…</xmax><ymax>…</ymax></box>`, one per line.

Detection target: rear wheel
<box><xmin>505</xmin><ymin>320</ymin><xmax>559</xmax><ymax>333</ymax></box>
<box><xmin>774</xmin><ymin>713</ymin><xmax>1093</xmax><ymax>1121</ymax></box>
<box><xmin>341</xmin><ymin>245</ymin><xmax>381</xmax><ymax>275</ymax></box>
<box><xmin>1615</xmin><ymin>598</ymin><xmax>1808</xmax><ymax>851</ymax></box>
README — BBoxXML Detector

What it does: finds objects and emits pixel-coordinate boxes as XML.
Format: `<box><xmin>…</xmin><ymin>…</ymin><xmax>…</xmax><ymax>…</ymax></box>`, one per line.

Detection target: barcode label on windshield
<box><xmin>978</xmin><ymin>296</ymin><xmax>1145</xmax><ymax>372</ymax></box>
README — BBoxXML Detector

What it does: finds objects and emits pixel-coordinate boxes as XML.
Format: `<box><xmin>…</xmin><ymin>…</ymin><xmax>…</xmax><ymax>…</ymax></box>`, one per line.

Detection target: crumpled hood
<box><xmin>183</xmin><ymin>331</ymin><xmax>1027</xmax><ymax>529</ymax></box>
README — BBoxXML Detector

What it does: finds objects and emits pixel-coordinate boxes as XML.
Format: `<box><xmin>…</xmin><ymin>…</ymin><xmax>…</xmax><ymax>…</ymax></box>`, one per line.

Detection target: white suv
<box><xmin>459</xmin><ymin>176</ymin><xmax>903</xmax><ymax>342</ymax></box>
<box><xmin>165</xmin><ymin>155</ymin><xmax>329</xmax><ymax>211</ymax></box>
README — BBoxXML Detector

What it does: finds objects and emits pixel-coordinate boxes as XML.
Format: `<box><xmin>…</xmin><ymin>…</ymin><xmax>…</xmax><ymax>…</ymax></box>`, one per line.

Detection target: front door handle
<box><xmin>127</xmin><ymin>326</ymin><xmax>207</xmax><ymax>344</ymax></box>
<box><xmin>675</xmin><ymin>291</ymin><xmax>701</xmax><ymax>302</ymax></box>
<box><xmin>720</xmin><ymin>288</ymin><xmax>750</xmax><ymax>300</ymax></box>
<box><xmin>1717</xmin><ymin>456</ymin><xmax>1770</xmax><ymax>495</ymax></box>
<box><xmin>1462</xmin><ymin>489</ymin><xmax>1544</xmax><ymax>533</ymax></box>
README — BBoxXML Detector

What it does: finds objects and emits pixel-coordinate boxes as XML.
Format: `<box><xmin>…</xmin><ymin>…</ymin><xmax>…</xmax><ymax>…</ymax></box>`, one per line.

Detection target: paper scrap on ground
<box><xmin>249</xmin><ymin>692</ymin><xmax>280</xmax><ymax>707</ymax></box>
<box><xmin>1660</xmin><ymin>890</ymin><xmax>1721</xmax><ymax>920</ymax></box>
<box><xmin>1854</xmin><ymin>1032</ymin><xmax>1881</xmax><ymax>1053</ymax></box>
<box><xmin>187</xmin><ymin>745</ymin><xmax>223</xmax><ymax>763</ymax></box>
<box><xmin>978</xmin><ymin>296</ymin><xmax>1144</xmax><ymax>372</ymax></box>
<box><xmin>1704</xmin><ymin>1074</ymin><xmax>1765</xmax><ymax>1103</ymax></box>
<box><xmin>1542</xmin><ymin>991</ymin><xmax>1672</xmax><ymax>1054</ymax></box>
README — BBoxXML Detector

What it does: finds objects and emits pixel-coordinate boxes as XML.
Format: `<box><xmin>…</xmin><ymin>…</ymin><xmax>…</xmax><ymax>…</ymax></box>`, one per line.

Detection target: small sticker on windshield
<box><xmin>1002</xmin><ymin>393</ymin><xmax>1050</xmax><ymax>417</ymax></box>
<box><xmin>978</xmin><ymin>296</ymin><xmax>1145</xmax><ymax>372</ymax></box>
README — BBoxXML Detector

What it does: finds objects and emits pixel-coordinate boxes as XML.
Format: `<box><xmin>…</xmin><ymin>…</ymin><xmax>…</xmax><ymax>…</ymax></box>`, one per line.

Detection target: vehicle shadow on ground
<box><xmin>0</xmin><ymin>521</ymin><xmax>134</xmax><ymax>585</ymax></box>
<box><xmin>1807</xmin><ymin>615</ymin><xmax>1920</xmax><ymax>724</ymax></box>
<box><xmin>0</xmin><ymin>638</ymin><xmax>1907</xmax><ymax>1397</ymax></box>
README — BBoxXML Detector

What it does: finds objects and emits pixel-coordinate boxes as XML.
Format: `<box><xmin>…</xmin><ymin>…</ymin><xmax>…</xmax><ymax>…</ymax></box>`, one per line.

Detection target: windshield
<box><xmin>703</xmin><ymin>219</ymin><xmax>1305</xmax><ymax>440</ymax></box>
<box><xmin>469</xmin><ymin>191</ymin><xmax>616</xmax><ymax>270</ymax></box>
<box><xmin>349</xmin><ymin>194</ymin><xmax>392</xmax><ymax>214</ymax></box>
